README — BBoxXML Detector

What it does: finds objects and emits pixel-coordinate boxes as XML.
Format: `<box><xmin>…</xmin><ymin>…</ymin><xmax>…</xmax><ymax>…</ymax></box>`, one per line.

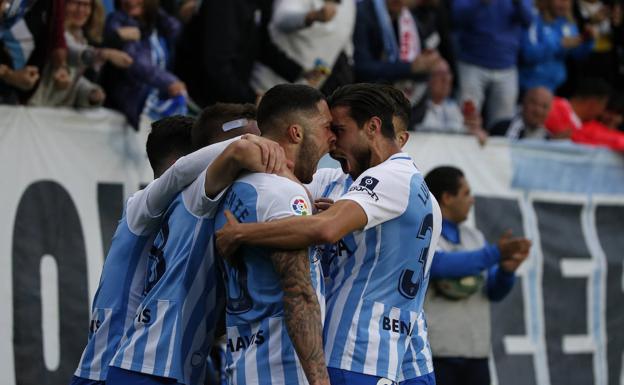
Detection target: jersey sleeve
<box><xmin>143</xmin><ymin>136</ymin><xmax>239</xmax><ymax>216</ymax></box>
<box><xmin>305</xmin><ymin>168</ymin><xmax>345</xmax><ymax>201</ymax></box>
<box><xmin>258</xmin><ymin>177</ymin><xmax>313</xmax><ymax>222</ymax></box>
<box><xmin>336</xmin><ymin>163</ymin><xmax>410</xmax><ymax>231</ymax></box>
<box><xmin>125</xmin><ymin>189</ymin><xmax>159</xmax><ymax>235</ymax></box>
<box><xmin>125</xmin><ymin>137</ymin><xmax>239</xmax><ymax>233</ymax></box>
<box><xmin>182</xmin><ymin>168</ymin><xmax>228</xmax><ymax>218</ymax></box>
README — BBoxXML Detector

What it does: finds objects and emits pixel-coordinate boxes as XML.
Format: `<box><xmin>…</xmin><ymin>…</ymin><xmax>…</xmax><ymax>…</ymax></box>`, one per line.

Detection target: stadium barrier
<box><xmin>1</xmin><ymin>107</ymin><xmax>623</xmax><ymax>385</ymax></box>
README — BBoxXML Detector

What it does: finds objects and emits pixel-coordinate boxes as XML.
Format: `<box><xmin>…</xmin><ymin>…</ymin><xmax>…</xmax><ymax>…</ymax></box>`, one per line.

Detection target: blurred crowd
<box><xmin>1</xmin><ymin>0</ymin><xmax>624</xmax><ymax>151</ymax></box>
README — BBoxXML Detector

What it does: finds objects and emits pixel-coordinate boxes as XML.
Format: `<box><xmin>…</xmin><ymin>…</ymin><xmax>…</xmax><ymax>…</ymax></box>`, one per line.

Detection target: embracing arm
<box><xmin>203</xmin><ymin>137</ymin><xmax>285</xmax><ymax>198</ymax></box>
<box><xmin>271</xmin><ymin>249</ymin><xmax>329</xmax><ymax>385</ymax></box>
<box><xmin>217</xmin><ymin>199</ymin><xmax>367</xmax><ymax>254</ymax></box>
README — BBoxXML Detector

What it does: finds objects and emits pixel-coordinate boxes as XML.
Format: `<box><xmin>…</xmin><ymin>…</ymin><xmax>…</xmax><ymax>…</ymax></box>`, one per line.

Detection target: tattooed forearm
<box><xmin>271</xmin><ymin>249</ymin><xmax>329</xmax><ymax>385</ymax></box>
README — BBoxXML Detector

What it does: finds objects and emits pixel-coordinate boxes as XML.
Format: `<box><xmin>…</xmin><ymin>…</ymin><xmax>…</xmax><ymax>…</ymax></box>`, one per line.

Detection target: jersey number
<box><xmin>398</xmin><ymin>213</ymin><xmax>433</xmax><ymax>299</ymax></box>
<box><xmin>223</xmin><ymin>261</ymin><xmax>253</xmax><ymax>314</ymax></box>
<box><xmin>144</xmin><ymin>223</ymin><xmax>169</xmax><ymax>295</ymax></box>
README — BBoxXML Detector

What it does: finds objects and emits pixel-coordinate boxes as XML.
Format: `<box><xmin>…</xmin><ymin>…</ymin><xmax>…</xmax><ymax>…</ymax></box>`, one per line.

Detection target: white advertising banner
<box><xmin>1</xmin><ymin>107</ymin><xmax>623</xmax><ymax>385</ymax></box>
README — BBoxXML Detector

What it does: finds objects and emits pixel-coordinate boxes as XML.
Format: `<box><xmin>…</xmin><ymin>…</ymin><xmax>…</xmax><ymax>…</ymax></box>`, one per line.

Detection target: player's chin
<box><xmin>331</xmin><ymin>152</ymin><xmax>351</xmax><ymax>174</ymax></box>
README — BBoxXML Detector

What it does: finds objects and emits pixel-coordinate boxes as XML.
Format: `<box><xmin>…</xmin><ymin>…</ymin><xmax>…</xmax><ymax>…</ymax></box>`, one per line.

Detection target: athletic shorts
<box><xmin>106</xmin><ymin>367</ymin><xmax>180</xmax><ymax>385</ymax></box>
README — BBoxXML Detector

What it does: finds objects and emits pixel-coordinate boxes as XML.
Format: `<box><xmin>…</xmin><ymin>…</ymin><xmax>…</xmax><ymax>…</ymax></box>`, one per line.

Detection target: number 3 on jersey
<box><xmin>398</xmin><ymin>213</ymin><xmax>433</xmax><ymax>299</ymax></box>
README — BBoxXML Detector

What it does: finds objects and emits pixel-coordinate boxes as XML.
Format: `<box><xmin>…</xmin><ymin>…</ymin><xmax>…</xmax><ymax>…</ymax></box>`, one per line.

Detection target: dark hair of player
<box><xmin>424</xmin><ymin>166</ymin><xmax>465</xmax><ymax>201</ymax></box>
<box><xmin>256</xmin><ymin>84</ymin><xmax>325</xmax><ymax>135</ymax></box>
<box><xmin>146</xmin><ymin>115</ymin><xmax>194</xmax><ymax>177</ymax></box>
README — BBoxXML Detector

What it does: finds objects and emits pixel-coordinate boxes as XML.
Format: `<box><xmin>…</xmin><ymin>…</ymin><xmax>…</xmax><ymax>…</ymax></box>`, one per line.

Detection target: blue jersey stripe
<box><xmin>256</xmin><ymin>320</ymin><xmax>271</xmax><ymax>385</ymax></box>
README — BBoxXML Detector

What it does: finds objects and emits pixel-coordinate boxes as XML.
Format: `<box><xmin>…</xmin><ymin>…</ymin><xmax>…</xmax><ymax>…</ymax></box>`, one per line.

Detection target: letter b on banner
<box><xmin>12</xmin><ymin>181</ymin><xmax>89</xmax><ymax>385</ymax></box>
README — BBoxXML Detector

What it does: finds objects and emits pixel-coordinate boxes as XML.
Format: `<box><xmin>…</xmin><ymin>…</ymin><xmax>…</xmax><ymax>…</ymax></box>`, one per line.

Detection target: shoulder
<box><xmin>237</xmin><ymin>173</ymin><xmax>308</xmax><ymax>200</ymax></box>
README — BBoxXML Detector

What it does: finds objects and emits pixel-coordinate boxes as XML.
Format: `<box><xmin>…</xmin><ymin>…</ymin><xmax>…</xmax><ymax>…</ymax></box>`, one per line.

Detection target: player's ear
<box><xmin>441</xmin><ymin>191</ymin><xmax>454</xmax><ymax>207</ymax></box>
<box><xmin>397</xmin><ymin>131</ymin><xmax>409</xmax><ymax>147</ymax></box>
<box><xmin>367</xmin><ymin>117</ymin><xmax>382</xmax><ymax>138</ymax></box>
<box><xmin>287</xmin><ymin>124</ymin><xmax>304</xmax><ymax>144</ymax></box>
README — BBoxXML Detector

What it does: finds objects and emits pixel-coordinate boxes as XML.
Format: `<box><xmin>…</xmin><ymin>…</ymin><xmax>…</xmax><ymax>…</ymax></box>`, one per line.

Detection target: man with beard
<box><xmin>213</xmin><ymin>84</ymin><xmax>336</xmax><ymax>385</ymax></box>
<box><xmin>216</xmin><ymin>83</ymin><xmax>442</xmax><ymax>385</ymax></box>
<box><xmin>306</xmin><ymin>85</ymin><xmax>436</xmax><ymax>385</ymax></box>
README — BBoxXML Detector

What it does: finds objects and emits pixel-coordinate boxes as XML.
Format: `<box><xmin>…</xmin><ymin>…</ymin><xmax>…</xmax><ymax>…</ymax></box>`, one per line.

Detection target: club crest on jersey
<box><xmin>291</xmin><ymin>196</ymin><xmax>310</xmax><ymax>216</ymax></box>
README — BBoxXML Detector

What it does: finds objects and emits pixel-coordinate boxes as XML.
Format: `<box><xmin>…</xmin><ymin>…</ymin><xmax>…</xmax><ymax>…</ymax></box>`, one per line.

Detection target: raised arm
<box><xmin>203</xmin><ymin>137</ymin><xmax>286</xmax><ymax>198</ymax></box>
<box><xmin>270</xmin><ymin>249</ymin><xmax>329</xmax><ymax>385</ymax></box>
<box><xmin>129</xmin><ymin>135</ymin><xmax>284</xmax><ymax>228</ymax></box>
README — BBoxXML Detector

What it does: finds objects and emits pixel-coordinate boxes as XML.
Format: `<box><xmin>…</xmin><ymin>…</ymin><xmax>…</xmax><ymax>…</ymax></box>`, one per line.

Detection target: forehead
<box><xmin>315</xmin><ymin>100</ymin><xmax>332</xmax><ymax>123</ymax></box>
<box><xmin>330</xmin><ymin>105</ymin><xmax>356</xmax><ymax>125</ymax></box>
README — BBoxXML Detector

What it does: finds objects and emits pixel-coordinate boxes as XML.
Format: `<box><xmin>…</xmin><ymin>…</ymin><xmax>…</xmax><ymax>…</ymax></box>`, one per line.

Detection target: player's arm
<box><xmin>134</xmin><ymin>134</ymin><xmax>283</xmax><ymax>218</ymax></box>
<box><xmin>203</xmin><ymin>137</ymin><xmax>285</xmax><ymax>198</ymax></box>
<box><xmin>217</xmin><ymin>199</ymin><xmax>367</xmax><ymax>256</ymax></box>
<box><xmin>270</xmin><ymin>248</ymin><xmax>329</xmax><ymax>385</ymax></box>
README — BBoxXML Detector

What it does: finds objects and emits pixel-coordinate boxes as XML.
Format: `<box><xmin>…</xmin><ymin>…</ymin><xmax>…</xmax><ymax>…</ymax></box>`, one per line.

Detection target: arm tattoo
<box><xmin>271</xmin><ymin>249</ymin><xmax>329</xmax><ymax>385</ymax></box>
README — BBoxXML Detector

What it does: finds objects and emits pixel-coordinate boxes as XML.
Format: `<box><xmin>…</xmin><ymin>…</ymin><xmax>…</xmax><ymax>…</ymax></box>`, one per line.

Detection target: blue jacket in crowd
<box><xmin>103</xmin><ymin>9</ymin><xmax>181</xmax><ymax>128</ymax></box>
<box><xmin>452</xmin><ymin>0</ymin><xmax>533</xmax><ymax>69</ymax></box>
<box><xmin>519</xmin><ymin>13</ymin><xmax>594</xmax><ymax>91</ymax></box>
<box><xmin>429</xmin><ymin>219</ymin><xmax>516</xmax><ymax>301</ymax></box>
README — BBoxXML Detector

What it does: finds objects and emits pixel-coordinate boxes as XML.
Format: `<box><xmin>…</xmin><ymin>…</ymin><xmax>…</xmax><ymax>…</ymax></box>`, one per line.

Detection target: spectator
<box><xmin>544</xmin><ymin>78</ymin><xmax>610</xmax><ymax>137</ymax></box>
<box><xmin>599</xmin><ymin>93</ymin><xmax>624</xmax><ymax>131</ymax></box>
<box><xmin>490</xmin><ymin>86</ymin><xmax>553</xmax><ymax>139</ymax></box>
<box><xmin>545</xmin><ymin>79</ymin><xmax>624</xmax><ymax>150</ymax></box>
<box><xmin>416</xmin><ymin>60</ymin><xmax>488</xmax><ymax>143</ymax></box>
<box><xmin>352</xmin><ymin>0</ymin><xmax>442</xmax><ymax>108</ymax></box>
<box><xmin>29</xmin><ymin>0</ymin><xmax>133</xmax><ymax>108</ymax></box>
<box><xmin>160</xmin><ymin>0</ymin><xmax>198</xmax><ymax>24</ymax></box>
<box><xmin>175</xmin><ymin>0</ymin><xmax>305</xmax><ymax>108</ymax></box>
<box><xmin>519</xmin><ymin>0</ymin><xmax>594</xmax><ymax>93</ymax></box>
<box><xmin>411</xmin><ymin>0</ymin><xmax>457</xmax><ymax>86</ymax></box>
<box><xmin>452</xmin><ymin>0</ymin><xmax>533</xmax><ymax>129</ymax></box>
<box><xmin>424</xmin><ymin>166</ymin><xmax>531</xmax><ymax>385</ymax></box>
<box><xmin>572</xmin><ymin>0</ymin><xmax>620</xmax><ymax>85</ymax></box>
<box><xmin>0</xmin><ymin>0</ymin><xmax>68</xmax><ymax>103</ymax></box>
<box><xmin>103</xmin><ymin>0</ymin><xmax>186</xmax><ymax>129</ymax></box>
<box><xmin>251</xmin><ymin>0</ymin><xmax>355</xmax><ymax>95</ymax></box>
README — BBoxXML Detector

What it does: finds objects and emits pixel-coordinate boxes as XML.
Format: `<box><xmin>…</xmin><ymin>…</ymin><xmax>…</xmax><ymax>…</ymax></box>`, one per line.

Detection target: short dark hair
<box><xmin>192</xmin><ymin>103</ymin><xmax>257</xmax><ymax>149</ymax></box>
<box><xmin>146</xmin><ymin>115</ymin><xmax>194</xmax><ymax>174</ymax></box>
<box><xmin>257</xmin><ymin>84</ymin><xmax>325</xmax><ymax>135</ymax></box>
<box><xmin>573</xmin><ymin>78</ymin><xmax>611</xmax><ymax>100</ymax></box>
<box><xmin>424</xmin><ymin>166</ymin><xmax>465</xmax><ymax>201</ymax></box>
<box><xmin>327</xmin><ymin>83</ymin><xmax>397</xmax><ymax>139</ymax></box>
<box><xmin>382</xmin><ymin>85</ymin><xmax>411</xmax><ymax>132</ymax></box>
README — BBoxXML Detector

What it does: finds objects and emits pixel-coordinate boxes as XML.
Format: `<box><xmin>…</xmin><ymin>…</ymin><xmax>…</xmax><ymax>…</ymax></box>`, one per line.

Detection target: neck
<box><xmin>569</xmin><ymin>99</ymin><xmax>588</xmax><ymax>122</ymax></box>
<box><xmin>441</xmin><ymin>208</ymin><xmax>460</xmax><ymax>224</ymax></box>
<box><xmin>368</xmin><ymin>137</ymin><xmax>402</xmax><ymax>169</ymax></box>
<box><xmin>265</xmin><ymin>134</ymin><xmax>301</xmax><ymax>183</ymax></box>
<box><xmin>67</xmin><ymin>25</ymin><xmax>82</xmax><ymax>36</ymax></box>
<box><xmin>430</xmin><ymin>94</ymin><xmax>445</xmax><ymax>105</ymax></box>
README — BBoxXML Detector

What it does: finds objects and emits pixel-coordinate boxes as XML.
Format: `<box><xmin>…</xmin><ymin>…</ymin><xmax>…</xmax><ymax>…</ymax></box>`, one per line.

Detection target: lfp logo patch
<box><xmin>291</xmin><ymin>196</ymin><xmax>310</xmax><ymax>216</ymax></box>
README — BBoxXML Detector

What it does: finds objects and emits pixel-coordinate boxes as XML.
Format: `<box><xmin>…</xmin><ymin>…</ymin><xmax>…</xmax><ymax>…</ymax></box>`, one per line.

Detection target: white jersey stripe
<box><xmin>387</xmin><ymin>305</ymin><xmax>401</xmax><ymax>378</ymax></box>
<box><xmin>267</xmin><ymin>317</ymin><xmax>284</xmax><ymax>385</ymax></box>
<box><xmin>141</xmin><ymin>300</ymin><xmax>169</xmax><ymax>372</ymax></box>
<box><xmin>325</xmin><ymin>232</ymin><xmax>366</xmax><ymax>364</ymax></box>
<box><xmin>244</xmin><ymin>322</ymin><xmax>260</xmax><ymax>385</ymax></box>
<box><xmin>163</xmin><ymin>316</ymin><xmax>177</xmax><ymax>378</ymax></box>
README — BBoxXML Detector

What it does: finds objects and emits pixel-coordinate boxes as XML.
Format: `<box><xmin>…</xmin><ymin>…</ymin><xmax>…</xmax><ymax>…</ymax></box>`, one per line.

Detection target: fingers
<box><xmin>499</xmin><ymin>229</ymin><xmax>513</xmax><ymax>242</ymax></box>
<box><xmin>313</xmin><ymin>198</ymin><xmax>334</xmax><ymax>213</ymax></box>
<box><xmin>224</xmin><ymin>210</ymin><xmax>239</xmax><ymax>225</ymax></box>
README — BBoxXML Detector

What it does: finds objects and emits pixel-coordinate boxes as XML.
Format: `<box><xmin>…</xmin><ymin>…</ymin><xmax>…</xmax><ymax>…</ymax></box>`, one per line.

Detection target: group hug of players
<box><xmin>70</xmin><ymin>82</ymin><xmax>442</xmax><ymax>385</ymax></box>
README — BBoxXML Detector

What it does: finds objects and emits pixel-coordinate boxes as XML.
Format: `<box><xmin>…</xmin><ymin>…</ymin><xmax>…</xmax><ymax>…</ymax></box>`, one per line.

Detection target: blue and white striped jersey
<box><xmin>315</xmin><ymin>154</ymin><xmax>441</xmax><ymax>382</ymax></box>
<box><xmin>74</xmin><ymin>138</ymin><xmax>238</xmax><ymax>382</ymax></box>
<box><xmin>214</xmin><ymin>173</ymin><xmax>323</xmax><ymax>385</ymax></box>
<box><xmin>73</xmin><ymin>190</ymin><xmax>155</xmax><ymax>381</ymax></box>
<box><xmin>110</xmin><ymin>170</ymin><xmax>227</xmax><ymax>385</ymax></box>
<box><xmin>307</xmin><ymin>167</ymin><xmax>437</xmax><ymax>381</ymax></box>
